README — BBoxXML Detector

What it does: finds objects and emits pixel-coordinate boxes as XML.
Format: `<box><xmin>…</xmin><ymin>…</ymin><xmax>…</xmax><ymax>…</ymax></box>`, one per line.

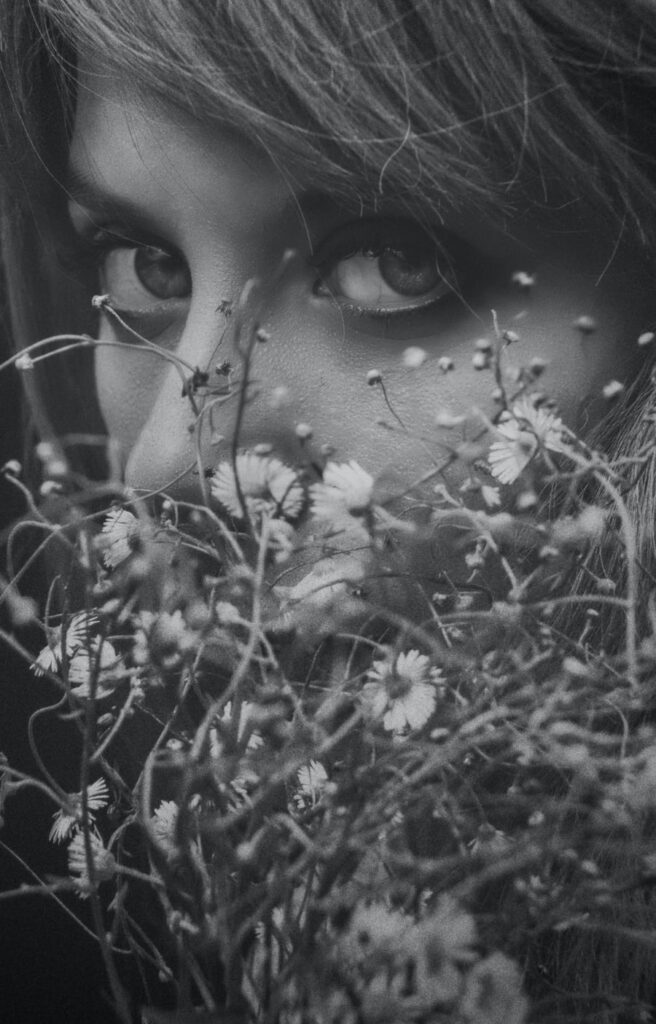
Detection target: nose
<box><xmin>120</xmin><ymin>269</ymin><xmax>314</xmax><ymax>495</ymax></box>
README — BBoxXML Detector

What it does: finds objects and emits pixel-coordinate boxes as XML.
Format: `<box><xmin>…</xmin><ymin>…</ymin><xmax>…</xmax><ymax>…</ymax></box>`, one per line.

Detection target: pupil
<box><xmin>134</xmin><ymin>247</ymin><xmax>191</xmax><ymax>299</ymax></box>
<box><xmin>380</xmin><ymin>249</ymin><xmax>440</xmax><ymax>297</ymax></box>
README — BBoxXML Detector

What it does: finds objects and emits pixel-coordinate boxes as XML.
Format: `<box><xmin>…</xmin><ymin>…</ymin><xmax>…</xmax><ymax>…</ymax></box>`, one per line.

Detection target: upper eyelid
<box><xmin>310</xmin><ymin>217</ymin><xmax>450</xmax><ymax>267</ymax></box>
<box><xmin>67</xmin><ymin>201</ymin><xmax>179</xmax><ymax>256</ymax></box>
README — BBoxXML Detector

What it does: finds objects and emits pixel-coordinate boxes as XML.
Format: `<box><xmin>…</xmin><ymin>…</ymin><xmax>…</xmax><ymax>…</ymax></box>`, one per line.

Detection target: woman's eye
<box><xmin>313</xmin><ymin>220</ymin><xmax>456</xmax><ymax>315</ymax></box>
<box><xmin>101</xmin><ymin>245</ymin><xmax>192</xmax><ymax>306</ymax></box>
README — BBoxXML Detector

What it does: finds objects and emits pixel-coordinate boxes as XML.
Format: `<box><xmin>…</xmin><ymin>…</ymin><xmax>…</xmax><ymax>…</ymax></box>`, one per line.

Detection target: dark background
<box><xmin>0</xmin><ymin>298</ymin><xmax>119</xmax><ymax>1022</ymax></box>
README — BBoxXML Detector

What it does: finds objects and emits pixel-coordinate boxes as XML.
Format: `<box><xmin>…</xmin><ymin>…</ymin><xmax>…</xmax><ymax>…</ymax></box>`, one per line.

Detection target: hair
<box><xmin>2</xmin><ymin>1</ymin><xmax>656</xmax><ymax>1018</ymax></box>
<box><xmin>2</xmin><ymin>1</ymin><xmax>656</xmax><ymax>442</ymax></box>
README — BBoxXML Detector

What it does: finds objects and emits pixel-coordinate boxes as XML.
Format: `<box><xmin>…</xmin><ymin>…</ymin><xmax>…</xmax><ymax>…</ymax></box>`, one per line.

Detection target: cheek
<box><xmin>94</xmin><ymin>321</ymin><xmax>194</xmax><ymax>472</ymax></box>
<box><xmin>92</xmin><ymin>252</ymin><xmax>654</xmax><ymax>494</ymax></box>
<box><xmin>509</xmin><ymin>271</ymin><xmax>650</xmax><ymax>427</ymax></box>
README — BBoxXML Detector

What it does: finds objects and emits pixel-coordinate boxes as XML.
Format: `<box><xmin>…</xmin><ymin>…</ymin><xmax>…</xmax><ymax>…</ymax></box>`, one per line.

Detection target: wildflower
<box><xmin>550</xmin><ymin>505</ymin><xmax>606</xmax><ymax>549</ymax></box>
<box><xmin>402</xmin><ymin>345</ymin><xmax>428</xmax><ymax>368</ymax></box>
<box><xmin>211</xmin><ymin>451</ymin><xmax>304</xmax><ymax>520</ymax></box>
<box><xmin>367</xmin><ymin>369</ymin><xmax>382</xmax><ymax>385</ymax></box>
<box><xmin>573</xmin><ymin>314</ymin><xmax>597</xmax><ymax>334</ymax></box>
<box><xmin>469</xmin><ymin>824</ymin><xmax>511</xmax><ymax>858</ymax></box>
<box><xmin>67</xmin><ymin>831</ymin><xmax>116</xmax><ymax>896</ymax></box>
<box><xmin>15</xmin><ymin>352</ymin><xmax>34</xmax><ymax>371</ymax></box>
<box><xmin>292</xmin><ymin>760</ymin><xmax>329</xmax><ymax>811</ymax></box>
<box><xmin>39</xmin><ymin>480</ymin><xmax>63</xmax><ymax>497</ymax></box>
<box><xmin>474</xmin><ymin>337</ymin><xmax>492</xmax><ymax>352</ymax></box>
<box><xmin>487</xmin><ymin>396</ymin><xmax>567</xmax><ymax>484</ymax></box>
<box><xmin>363</xmin><ymin>649</ymin><xmax>440</xmax><ymax>734</ymax></box>
<box><xmin>295</xmin><ymin>422</ymin><xmax>313</xmax><ymax>441</ymax></box>
<box><xmin>1</xmin><ymin>459</ymin><xmax>21</xmax><ymax>476</ymax></box>
<box><xmin>511</xmin><ymin>270</ymin><xmax>535</xmax><ymax>289</ymax></box>
<box><xmin>32</xmin><ymin>611</ymin><xmax>100</xmax><ymax>677</ymax></box>
<box><xmin>437</xmin><ymin>356</ymin><xmax>454</xmax><ymax>372</ymax></box>
<box><xmin>638</xmin><ymin>331</ymin><xmax>655</xmax><ymax>347</ymax></box>
<box><xmin>460</xmin><ymin>952</ymin><xmax>528</xmax><ymax>1024</ymax></box>
<box><xmin>341</xmin><ymin>903</ymin><xmax>410</xmax><ymax>958</ymax></box>
<box><xmin>67</xmin><ymin>639</ymin><xmax>123</xmax><ymax>698</ymax></box>
<box><xmin>465</xmin><ymin>543</ymin><xmax>487</xmax><ymax>570</ymax></box>
<box><xmin>211</xmin><ymin>701</ymin><xmax>263</xmax><ymax>753</ymax></box>
<box><xmin>602</xmin><ymin>379</ymin><xmax>624</xmax><ymax>400</ymax></box>
<box><xmin>134</xmin><ymin>609</ymin><xmax>195</xmax><ymax>671</ymax></box>
<box><xmin>6</xmin><ymin>592</ymin><xmax>37</xmax><ymax>628</ymax></box>
<box><xmin>310</xmin><ymin>460</ymin><xmax>374</xmax><ymax>523</ymax></box>
<box><xmin>215</xmin><ymin>601</ymin><xmax>242</xmax><ymax>626</ymax></box>
<box><xmin>481</xmin><ymin>485</ymin><xmax>501</xmax><ymax>509</ymax></box>
<box><xmin>409</xmin><ymin>899</ymin><xmax>478</xmax><ymax>1007</ymax></box>
<box><xmin>472</xmin><ymin>352</ymin><xmax>489</xmax><ymax>370</ymax></box>
<box><xmin>502</xmin><ymin>329</ymin><xmax>520</xmax><ymax>344</ymax></box>
<box><xmin>100</xmin><ymin>507</ymin><xmax>139</xmax><ymax>568</ymax></box>
<box><xmin>435</xmin><ymin>409</ymin><xmax>466</xmax><ymax>429</ymax></box>
<box><xmin>50</xmin><ymin>778</ymin><xmax>109</xmax><ymax>844</ymax></box>
<box><xmin>263</xmin><ymin>515</ymin><xmax>296</xmax><ymax>562</ymax></box>
<box><xmin>343</xmin><ymin>898</ymin><xmax>478</xmax><ymax>1016</ymax></box>
<box><xmin>515</xmin><ymin>489</ymin><xmax>537</xmax><ymax>512</ymax></box>
<box><xmin>269</xmin><ymin>386</ymin><xmax>291</xmax><ymax>409</ymax></box>
<box><xmin>151</xmin><ymin>800</ymin><xmax>180</xmax><ymax>857</ymax></box>
<box><xmin>91</xmin><ymin>293</ymin><xmax>111</xmax><ymax>309</ymax></box>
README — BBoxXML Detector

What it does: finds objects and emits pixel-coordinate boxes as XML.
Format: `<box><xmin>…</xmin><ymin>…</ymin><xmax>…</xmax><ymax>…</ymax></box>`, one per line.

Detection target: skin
<box><xmin>67</xmin><ymin>68</ymin><xmax>654</xmax><ymax>502</ymax></box>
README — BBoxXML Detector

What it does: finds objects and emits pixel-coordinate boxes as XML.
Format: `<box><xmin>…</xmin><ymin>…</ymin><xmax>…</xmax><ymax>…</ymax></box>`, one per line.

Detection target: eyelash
<box><xmin>60</xmin><ymin>226</ymin><xmax>171</xmax><ymax>273</ymax></box>
<box><xmin>311</xmin><ymin>218</ymin><xmax>460</xmax><ymax>319</ymax></box>
<box><xmin>62</xmin><ymin>218</ymin><xmax>461</xmax><ymax>322</ymax></box>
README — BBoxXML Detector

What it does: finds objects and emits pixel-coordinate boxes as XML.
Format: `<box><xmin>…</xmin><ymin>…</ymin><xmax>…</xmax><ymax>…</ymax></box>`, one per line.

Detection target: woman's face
<box><xmin>67</xmin><ymin>70</ymin><xmax>654</xmax><ymax>497</ymax></box>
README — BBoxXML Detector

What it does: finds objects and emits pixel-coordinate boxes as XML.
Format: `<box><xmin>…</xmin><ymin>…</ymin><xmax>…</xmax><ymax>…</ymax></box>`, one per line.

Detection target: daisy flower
<box><xmin>32</xmin><ymin>611</ymin><xmax>100</xmax><ymax>677</ymax></box>
<box><xmin>151</xmin><ymin>799</ymin><xmax>180</xmax><ymax>857</ymax></box>
<box><xmin>67</xmin><ymin>831</ymin><xmax>116</xmax><ymax>896</ymax></box>
<box><xmin>309</xmin><ymin>460</ymin><xmax>374</xmax><ymax>524</ymax></box>
<box><xmin>134</xmin><ymin>609</ymin><xmax>196</xmax><ymax>671</ymax></box>
<box><xmin>487</xmin><ymin>396</ymin><xmax>568</xmax><ymax>485</ymax></box>
<box><xmin>262</xmin><ymin>515</ymin><xmax>296</xmax><ymax>562</ymax></box>
<box><xmin>481</xmin><ymin>484</ymin><xmax>502</xmax><ymax>509</ymax></box>
<box><xmin>215</xmin><ymin>601</ymin><xmax>242</xmax><ymax>626</ymax></box>
<box><xmin>100</xmin><ymin>507</ymin><xmax>139</xmax><ymax>568</ymax></box>
<box><xmin>211</xmin><ymin>452</ymin><xmax>304</xmax><ymax>521</ymax></box>
<box><xmin>362</xmin><ymin>649</ymin><xmax>441</xmax><ymax>734</ymax></box>
<box><xmin>407</xmin><ymin>898</ymin><xmax>479</xmax><ymax>1008</ymax></box>
<box><xmin>460</xmin><ymin>953</ymin><xmax>528</xmax><ymax>1024</ymax></box>
<box><xmin>49</xmin><ymin>778</ymin><xmax>109</xmax><ymax>844</ymax></box>
<box><xmin>292</xmin><ymin>760</ymin><xmax>329</xmax><ymax>811</ymax></box>
<box><xmin>67</xmin><ymin>639</ymin><xmax>123</xmax><ymax>698</ymax></box>
<box><xmin>211</xmin><ymin>700</ymin><xmax>263</xmax><ymax>753</ymax></box>
<box><xmin>402</xmin><ymin>345</ymin><xmax>428</xmax><ymax>368</ymax></box>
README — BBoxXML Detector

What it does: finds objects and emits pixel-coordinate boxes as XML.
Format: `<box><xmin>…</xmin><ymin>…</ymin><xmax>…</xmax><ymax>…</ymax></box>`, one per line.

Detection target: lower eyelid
<box><xmin>100</xmin><ymin>300</ymin><xmax>189</xmax><ymax>344</ymax></box>
<box><xmin>316</xmin><ymin>275</ymin><xmax>455</xmax><ymax>317</ymax></box>
<box><xmin>342</xmin><ymin>293</ymin><xmax>451</xmax><ymax>320</ymax></box>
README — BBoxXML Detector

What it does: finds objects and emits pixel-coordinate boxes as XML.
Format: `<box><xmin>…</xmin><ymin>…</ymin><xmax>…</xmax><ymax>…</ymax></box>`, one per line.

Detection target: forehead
<box><xmin>68</xmin><ymin>66</ymin><xmax>529</xmax><ymax>267</ymax></box>
<box><xmin>68</xmin><ymin>66</ymin><xmax>296</xmax><ymax>239</ymax></box>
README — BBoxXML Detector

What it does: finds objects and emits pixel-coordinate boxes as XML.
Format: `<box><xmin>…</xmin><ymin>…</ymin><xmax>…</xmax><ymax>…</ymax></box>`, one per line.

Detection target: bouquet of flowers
<box><xmin>2</xmin><ymin>294</ymin><xmax>656</xmax><ymax>1024</ymax></box>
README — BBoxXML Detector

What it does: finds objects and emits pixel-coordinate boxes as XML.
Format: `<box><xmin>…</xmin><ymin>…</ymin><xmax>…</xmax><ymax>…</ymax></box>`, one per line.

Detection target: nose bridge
<box><xmin>129</xmin><ymin>282</ymin><xmax>299</xmax><ymax>490</ymax></box>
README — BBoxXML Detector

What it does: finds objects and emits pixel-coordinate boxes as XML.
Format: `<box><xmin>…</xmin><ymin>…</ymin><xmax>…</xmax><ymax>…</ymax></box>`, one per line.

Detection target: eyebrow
<box><xmin>64</xmin><ymin>165</ymin><xmax>169</xmax><ymax>239</ymax></box>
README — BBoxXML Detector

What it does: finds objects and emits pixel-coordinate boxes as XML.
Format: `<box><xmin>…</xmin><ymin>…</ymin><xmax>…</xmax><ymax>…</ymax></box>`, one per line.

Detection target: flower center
<box><xmin>387</xmin><ymin>674</ymin><xmax>413</xmax><ymax>700</ymax></box>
